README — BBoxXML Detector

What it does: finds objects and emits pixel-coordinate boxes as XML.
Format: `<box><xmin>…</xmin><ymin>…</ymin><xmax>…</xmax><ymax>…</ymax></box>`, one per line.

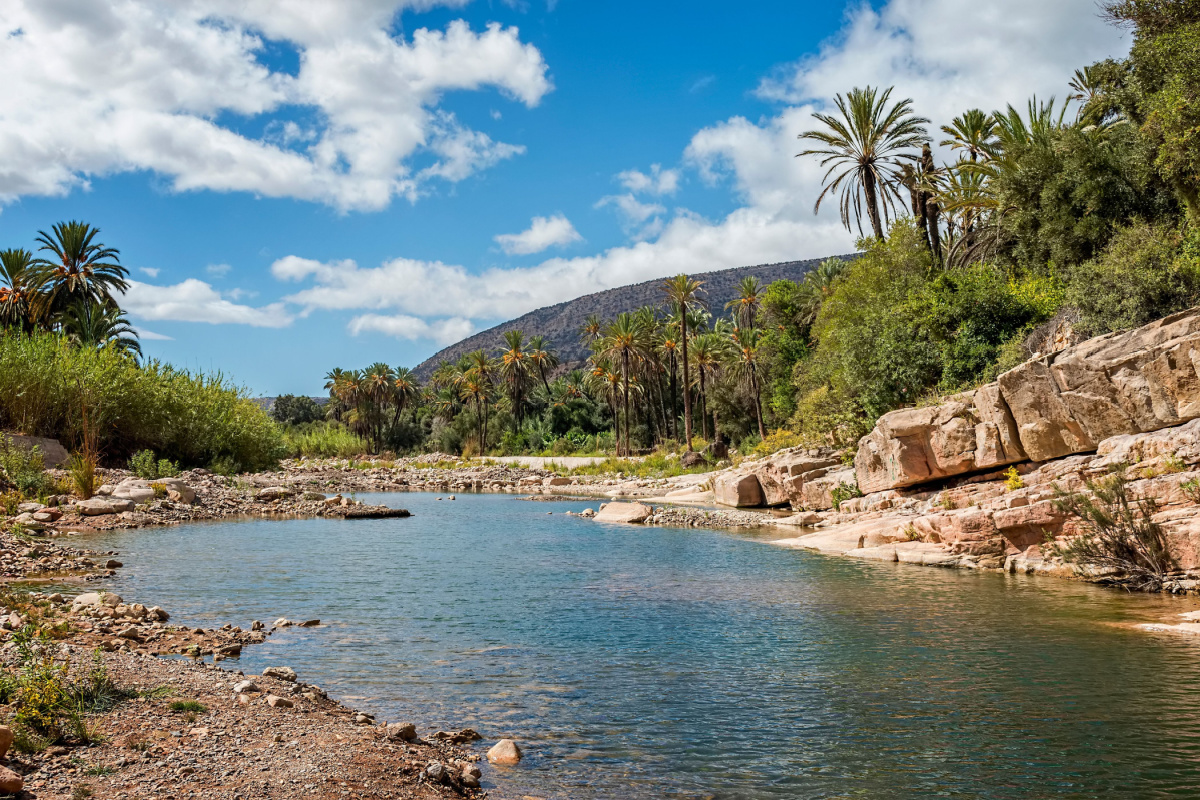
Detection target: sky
<box><xmin>0</xmin><ymin>0</ymin><xmax>1129</xmax><ymax>395</ymax></box>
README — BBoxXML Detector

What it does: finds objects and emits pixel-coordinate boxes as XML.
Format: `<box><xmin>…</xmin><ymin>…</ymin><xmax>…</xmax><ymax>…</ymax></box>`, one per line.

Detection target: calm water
<box><xmin>80</xmin><ymin>492</ymin><xmax>1200</xmax><ymax>798</ymax></box>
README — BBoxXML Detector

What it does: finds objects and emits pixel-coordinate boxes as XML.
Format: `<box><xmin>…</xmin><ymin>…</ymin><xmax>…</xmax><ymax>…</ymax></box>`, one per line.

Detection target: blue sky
<box><xmin>0</xmin><ymin>0</ymin><xmax>1126</xmax><ymax>394</ymax></box>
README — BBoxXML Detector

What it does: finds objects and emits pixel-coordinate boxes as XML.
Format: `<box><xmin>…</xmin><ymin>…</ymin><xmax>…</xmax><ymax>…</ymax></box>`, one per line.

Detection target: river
<box><xmin>83</xmin><ymin>491</ymin><xmax>1200</xmax><ymax>798</ymax></box>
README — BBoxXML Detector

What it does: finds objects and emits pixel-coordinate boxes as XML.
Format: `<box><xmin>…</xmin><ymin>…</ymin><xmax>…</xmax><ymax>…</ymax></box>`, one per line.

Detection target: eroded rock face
<box><xmin>2</xmin><ymin>433</ymin><xmax>69</xmax><ymax>467</ymax></box>
<box><xmin>753</xmin><ymin>450</ymin><xmax>841</xmax><ymax>506</ymax></box>
<box><xmin>855</xmin><ymin>387</ymin><xmax>1027</xmax><ymax>494</ymax></box>
<box><xmin>856</xmin><ymin>307</ymin><xmax>1200</xmax><ymax>492</ymax></box>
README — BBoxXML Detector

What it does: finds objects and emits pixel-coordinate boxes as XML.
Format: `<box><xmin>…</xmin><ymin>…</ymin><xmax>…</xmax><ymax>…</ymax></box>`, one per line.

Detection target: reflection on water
<box><xmin>84</xmin><ymin>492</ymin><xmax>1200</xmax><ymax>798</ymax></box>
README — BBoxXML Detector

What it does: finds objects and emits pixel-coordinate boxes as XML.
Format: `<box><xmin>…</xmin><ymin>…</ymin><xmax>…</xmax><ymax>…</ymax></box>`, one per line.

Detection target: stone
<box><xmin>146</xmin><ymin>606</ymin><xmax>169</xmax><ymax>621</ymax></box>
<box><xmin>3</xmin><ymin>434</ymin><xmax>68</xmax><ymax>467</ymax></box>
<box><xmin>799</xmin><ymin>468</ymin><xmax>857</xmax><ymax>511</ymax></box>
<box><xmin>251</xmin><ymin>620</ymin><xmax>264</xmax><ymax>631</ymax></box>
<box><xmin>232</xmin><ymin>680</ymin><xmax>260</xmax><ymax>694</ymax></box>
<box><xmin>265</xmin><ymin>694</ymin><xmax>293</xmax><ymax>708</ymax></box>
<box><xmin>72</xmin><ymin>592</ymin><xmax>122</xmax><ymax>609</ymax></box>
<box><xmin>298</xmin><ymin>619</ymin><xmax>320</xmax><ymax>627</ymax></box>
<box><xmin>76</xmin><ymin>497</ymin><xmax>135</xmax><ymax>516</ymax></box>
<box><xmin>262</xmin><ymin>666</ymin><xmax>297</xmax><ymax>682</ymax></box>
<box><xmin>752</xmin><ymin>449</ymin><xmax>841</xmax><ymax>506</ymax></box>
<box><xmin>425</xmin><ymin>762</ymin><xmax>448</xmax><ymax>782</ymax></box>
<box><xmin>543</xmin><ymin>476</ymin><xmax>571</xmax><ymax>486</ymax></box>
<box><xmin>593</xmin><ymin>502</ymin><xmax>653</xmax><ymax>524</ymax></box>
<box><xmin>105</xmin><ymin>559</ymin><xmax>123</xmax><ymax>569</ymax></box>
<box><xmin>461</xmin><ymin>764</ymin><xmax>482</xmax><ymax>788</ymax></box>
<box><xmin>712</xmin><ymin>472</ymin><xmax>765</xmax><ymax>508</ymax></box>
<box><xmin>487</xmin><ymin>738</ymin><xmax>522</xmax><ymax>765</ymax></box>
<box><xmin>386</xmin><ymin>722</ymin><xmax>417</xmax><ymax>742</ymax></box>
<box><xmin>16</xmin><ymin>502</ymin><xmax>44</xmax><ymax>513</ymax></box>
<box><xmin>116</xmin><ymin>626</ymin><xmax>141</xmax><ymax>641</ymax></box>
<box><xmin>0</xmin><ymin>765</ymin><xmax>22</xmax><ymax>794</ymax></box>
<box><xmin>32</xmin><ymin>509</ymin><xmax>61</xmax><ymax>522</ymax></box>
<box><xmin>0</xmin><ymin>725</ymin><xmax>12</xmax><ymax>760</ymax></box>
<box><xmin>855</xmin><ymin>387</ymin><xmax>1026</xmax><ymax>494</ymax></box>
<box><xmin>680</xmin><ymin>450</ymin><xmax>707</xmax><ymax>468</ymax></box>
<box><xmin>774</xmin><ymin>511</ymin><xmax>824</xmax><ymax>527</ymax></box>
<box><xmin>256</xmin><ymin>486</ymin><xmax>294</xmax><ymax>501</ymax></box>
<box><xmin>273</xmin><ymin>618</ymin><xmax>293</xmax><ymax>628</ymax></box>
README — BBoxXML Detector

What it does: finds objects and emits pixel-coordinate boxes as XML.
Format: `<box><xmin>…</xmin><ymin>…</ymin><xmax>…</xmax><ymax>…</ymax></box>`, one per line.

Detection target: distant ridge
<box><xmin>414</xmin><ymin>255</ymin><xmax>854</xmax><ymax>379</ymax></box>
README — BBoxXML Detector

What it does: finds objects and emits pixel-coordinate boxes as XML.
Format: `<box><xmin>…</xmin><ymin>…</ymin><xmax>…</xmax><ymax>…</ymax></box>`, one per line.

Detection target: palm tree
<box><xmin>363</xmin><ymin>362</ymin><xmax>396</xmax><ymax>451</ymax></box>
<box><xmin>797</xmin><ymin>86</ymin><xmax>930</xmax><ymax>240</ymax></box>
<box><xmin>939</xmin><ymin>109</ymin><xmax>996</xmax><ymax>163</ymax></box>
<box><xmin>580</xmin><ymin>314</ymin><xmax>603</xmax><ymax>346</ymax></box>
<box><xmin>0</xmin><ymin>249</ymin><xmax>41</xmax><ymax>331</ymax></box>
<box><xmin>392</xmin><ymin>367</ymin><xmax>421</xmax><ymax>427</ymax></box>
<box><xmin>462</xmin><ymin>350</ymin><xmax>497</xmax><ymax>453</ymax></box>
<box><xmin>689</xmin><ymin>332</ymin><xmax>725</xmax><ymax>441</ymax></box>
<box><xmin>658</xmin><ymin>325</ymin><xmax>682</xmax><ymax>440</ymax></box>
<box><xmin>59</xmin><ymin>300</ymin><xmax>142</xmax><ymax>358</ymax></box>
<box><xmin>725</xmin><ymin>277</ymin><xmax>763</xmax><ymax>330</ymax></box>
<box><xmin>727</xmin><ymin>327</ymin><xmax>767</xmax><ymax>440</ymax></box>
<box><xmin>527</xmin><ymin>335</ymin><xmax>559</xmax><ymax>394</ymax></box>
<box><xmin>662</xmin><ymin>274</ymin><xmax>706</xmax><ymax>451</ymax></box>
<box><xmin>498</xmin><ymin>330</ymin><xmax>532</xmax><ymax>427</ymax></box>
<box><xmin>30</xmin><ymin>221</ymin><xmax>129</xmax><ymax>321</ymax></box>
<box><xmin>597</xmin><ymin>313</ymin><xmax>648</xmax><ymax>456</ymax></box>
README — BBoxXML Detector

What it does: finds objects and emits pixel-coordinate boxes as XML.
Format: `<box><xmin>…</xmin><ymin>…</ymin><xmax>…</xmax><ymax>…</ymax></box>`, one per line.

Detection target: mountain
<box><xmin>413</xmin><ymin>255</ymin><xmax>853</xmax><ymax>379</ymax></box>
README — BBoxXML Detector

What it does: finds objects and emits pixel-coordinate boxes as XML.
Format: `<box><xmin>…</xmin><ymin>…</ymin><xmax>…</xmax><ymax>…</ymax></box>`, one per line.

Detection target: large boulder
<box><xmin>712</xmin><ymin>472</ymin><xmax>764</xmax><ymax>508</ymax></box>
<box><xmin>855</xmin><ymin>386</ymin><xmax>1026</xmax><ymax>494</ymax></box>
<box><xmin>799</xmin><ymin>467</ymin><xmax>858</xmax><ymax>511</ymax></box>
<box><xmin>2</xmin><ymin>434</ymin><xmax>69</xmax><ymax>467</ymax></box>
<box><xmin>752</xmin><ymin>449</ymin><xmax>841</xmax><ymax>506</ymax></box>
<box><xmin>76</xmin><ymin>497</ymin><xmax>135</xmax><ymax>516</ymax></box>
<box><xmin>594</xmin><ymin>502</ymin><xmax>653</xmax><ymax>524</ymax></box>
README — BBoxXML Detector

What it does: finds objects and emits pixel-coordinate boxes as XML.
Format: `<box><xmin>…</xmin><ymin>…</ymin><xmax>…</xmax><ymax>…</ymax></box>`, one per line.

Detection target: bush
<box><xmin>1064</xmin><ymin>221</ymin><xmax>1200</xmax><ymax>336</ymax></box>
<box><xmin>270</xmin><ymin>395</ymin><xmax>324</xmax><ymax>426</ymax></box>
<box><xmin>0</xmin><ymin>331</ymin><xmax>284</xmax><ymax>471</ymax></box>
<box><xmin>128</xmin><ymin>450</ymin><xmax>180</xmax><ymax>479</ymax></box>
<box><xmin>0</xmin><ymin>435</ymin><xmax>49</xmax><ymax>497</ymax></box>
<box><xmin>1052</xmin><ymin>473</ymin><xmax>1177</xmax><ymax>591</ymax></box>
<box><xmin>280</xmin><ymin>422</ymin><xmax>369</xmax><ymax>458</ymax></box>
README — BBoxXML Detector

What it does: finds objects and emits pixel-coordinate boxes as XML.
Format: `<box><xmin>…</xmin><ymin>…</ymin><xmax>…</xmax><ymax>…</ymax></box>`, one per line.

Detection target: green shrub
<box><xmin>168</xmin><ymin>700</ymin><xmax>207</xmax><ymax>714</ymax></box>
<box><xmin>1065</xmin><ymin>222</ymin><xmax>1200</xmax><ymax>336</ymax></box>
<box><xmin>128</xmin><ymin>450</ymin><xmax>180</xmax><ymax>479</ymax></box>
<box><xmin>280</xmin><ymin>421</ymin><xmax>369</xmax><ymax>458</ymax></box>
<box><xmin>0</xmin><ymin>435</ymin><xmax>49</xmax><ymax>497</ymax></box>
<box><xmin>0</xmin><ymin>331</ymin><xmax>283</xmax><ymax>471</ymax></box>
<box><xmin>831</xmin><ymin>481</ymin><xmax>863</xmax><ymax>510</ymax></box>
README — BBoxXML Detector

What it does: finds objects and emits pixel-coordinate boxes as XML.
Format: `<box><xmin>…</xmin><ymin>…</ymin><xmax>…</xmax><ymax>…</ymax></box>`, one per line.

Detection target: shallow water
<box><xmin>82</xmin><ymin>492</ymin><xmax>1200</xmax><ymax>798</ymax></box>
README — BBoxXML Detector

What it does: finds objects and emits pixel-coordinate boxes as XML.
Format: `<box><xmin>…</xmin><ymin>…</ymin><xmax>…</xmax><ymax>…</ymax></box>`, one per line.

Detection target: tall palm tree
<box><xmin>939</xmin><ymin>109</ymin><xmax>996</xmax><ymax>163</ymax></box>
<box><xmin>662</xmin><ymin>274</ymin><xmax>706</xmax><ymax>451</ymax></box>
<box><xmin>0</xmin><ymin>249</ymin><xmax>41</xmax><ymax>331</ymax></box>
<box><xmin>462</xmin><ymin>350</ymin><xmax>497</xmax><ymax>453</ymax></box>
<box><xmin>527</xmin><ymin>335</ymin><xmax>559</xmax><ymax>393</ymax></box>
<box><xmin>598</xmin><ymin>313</ymin><xmax>648</xmax><ymax>456</ymax></box>
<box><xmin>689</xmin><ymin>332</ymin><xmax>725</xmax><ymax>441</ymax></box>
<box><xmin>363</xmin><ymin>362</ymin><xmax>396</xmax><ymax>451</ymax></box>
<box><xmin>797</xmin><ymin>86</ymin><xmax>930</xmax><ymax>240</ymax></box>
<box><xmin>725</xmin><ymin>277</ymin><xmax>763</xmax><ymax>330</ymax></box>
<box><xmin>658</xmin><ymin>325</ymin><xmax>682</xmax><ymax>440</ymax></box>
<box><xmin>580</xmin><ymin>314</ymin><xmax>603</xmax><ymax>346</ymax></box>
<box><xmin>60</xmin><ymin>300</ymin><xmax>142</xmax><ymax>358</ymax></box>
<box><xmin>498</xmin><ymin>329</ymin><xmax>532</xmax><ymax>427</ymax></box>
<box><xmin>727</xmin><ymin>327</ymin><xmax>767</xmax><ymax>440</ymax></box>
<box><xmin>392</xmin><ymin>367</ymin><xmax>421</xmax><ymax>427</ymax></box>
<box><xmin>30</xmin><ymin>221</ymin><xmax>129</xmax><ymax>321</ymax></box>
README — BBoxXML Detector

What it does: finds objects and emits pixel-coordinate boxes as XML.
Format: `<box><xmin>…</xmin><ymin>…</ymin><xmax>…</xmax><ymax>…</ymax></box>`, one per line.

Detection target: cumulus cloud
<box><xmin>135</xmin><ymin>327</ymin><xmax>173</xmax><ymax>341</ymax></box>
<box><xmin>0</xmin><ymin>2</ymin><xmax>551</xmax><ymax>210</ymax></box>
<box><xmin>595</xmin><ymin>194</ymin><xmax>667</xmax><ymax>240</ymax></box>
<box><xmin>348</xmin><ymin>313</ymin><xmax>476</xmax><ymax>344</ymax></box>
<box><xmin>616</xmin><ymin>163</ymin><xmax>679</xmax><ymax>196</ymax></box>
<box><xmin>139</xmin><ymin>267</ymin><xmax>160</xmax><ymax>278</ymax></box>
<box><xmin>121</xmin><ymin>279</ymin><xmax>294</xmax><ymax>327</ymax></box>
<box><xmin>494</xmin><ymin>214</ymin><xmax>582</xmax><ymax>255</ymax></box>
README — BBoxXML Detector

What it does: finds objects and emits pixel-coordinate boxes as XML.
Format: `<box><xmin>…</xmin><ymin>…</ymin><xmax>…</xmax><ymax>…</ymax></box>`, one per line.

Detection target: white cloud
<box><xmin>494</xmin><ymin>214</ymin><xmax>582</xmax><ymax>255</ymax></box>
<box><xmin>595</xmin><ymin>194</ymin><xmax>667</xmax><ymax>240</ymax></box>
<box><xmin>617</xmin><ymin>164</ymin><xmax>679</xmax><ymax>196</ymax></box>
<box><xmin>348</xmin><ymin>313</ymin><xmax>476</xmax><ymax>344</ymax></box>
<box><xmin>121</xmin><ymin>279</ymin><xmax>293</xmax><ymax>327</ymax></box>
<box><xmin>206</xmin><ymin>263</ymin><xmax>232</xmax><ymax>277</ymax></box>
<box><xmin>0</xmin><ymin>3</ymin><xmax>552</xmax><ymax>211</ymax></box>
<box><xmin>139</xmin><ymin>267</ymin><xmax>160</xmax><ymax>278</ymax></box>
<box><xmin>135</xmin><ymin>327</ymin><xmax>173</xmax><ymax>341</ymax></box>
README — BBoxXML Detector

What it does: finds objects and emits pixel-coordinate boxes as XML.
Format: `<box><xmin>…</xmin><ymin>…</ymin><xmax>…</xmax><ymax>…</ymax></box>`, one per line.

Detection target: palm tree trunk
<box><xmin>750</xmin><ymin>368</ymin><xmax>766</xmax><ymax>439</ymax></box>
<box><xmin>669</xmin><ymin>352</ymin><xmax>678</xmax><ymax>441</ymax></box>
<box><xmin>863</xmin><ymin>169</ymin><xmax>885</xmax><ymax>240</ymax></box>
<box><xmin>622</xmin><ymin>352</ymin><xmax>631</xmax><ymax>457</ymax></box>
<box><xmin>681</xmin><ymin>318</ymin><xmax>693</xmax><ymax>450</ymax></box>
<box><xmin>698</xmin><ymin>368</ymin><xmax>709</xmax><ymax>441</ymax></box>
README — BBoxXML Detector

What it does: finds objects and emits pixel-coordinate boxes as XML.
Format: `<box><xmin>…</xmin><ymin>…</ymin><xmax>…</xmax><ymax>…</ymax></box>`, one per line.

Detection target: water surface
<box><xmin>83</xmin><ymin>492</ymin><xmax>1200</xmax><ymax>798</ymax></box>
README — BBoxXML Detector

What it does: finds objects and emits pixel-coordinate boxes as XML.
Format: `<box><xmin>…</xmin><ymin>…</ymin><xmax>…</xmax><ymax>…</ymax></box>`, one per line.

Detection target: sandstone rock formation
<box><xmin>594</xmin><ymin>502</ymin><xmax>653</xmax><ymax>524</ymax></box>
<box><xmin>856</xmin><ymin>307</ymin><xmax>1200</xmax><ymax>493</ymax></box>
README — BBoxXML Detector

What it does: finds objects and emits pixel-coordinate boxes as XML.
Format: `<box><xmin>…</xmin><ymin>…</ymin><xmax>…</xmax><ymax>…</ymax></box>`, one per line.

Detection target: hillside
<box><xmin>414</xmin><ymin>255</ymin><xmax>852</xmax><ymax>378</ymax></box>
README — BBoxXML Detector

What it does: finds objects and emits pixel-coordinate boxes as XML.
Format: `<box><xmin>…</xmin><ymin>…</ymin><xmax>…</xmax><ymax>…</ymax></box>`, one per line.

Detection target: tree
<box><xmin>30</xmin><ymin>221</ymin><xmax>129</xmax><ymax>321</ymax></box>
<box><xmin>598</xmin><ymin>313</ymin><xmax>647</xmax><ymax>456</ymax></box>
<box><xmin>689</xmin><ymin>332</ymin><xmax>725</xmax><ymax>441</ymax></box>
<box><xmin>662</xmin><ymin>275</ymin><xmax>706</xmax><ymax>450</ymax></box>
<box><xmin>498</xmin><ymin>330</ymin><xmax>533</xmax><ymax>427</ymax></box>
<box><xmin>939</xmin><ymin>109</ymin><xmax>996</xmax><ymax>163</ymax></box>
<box><xmin>392</xmin><ymin>367</ymin><xmax>421</xmax><ymax>427</ymax></box>
<box><xmin>797</xmin><ymin>86</ymin><xmax>930</xmax><ymax>240</ymax></box>
<box><xmin>727</xmin><ymin>326</ymin><xmax>767</xmax><ymax>440</ymax></box>
<box><xmin>59</xmin><ymin>300</ymin><xmax>142</xmax><ymax>358</ymax></box>
<box><xmin>725</xmin><ymin>277</ymin><xmax>763</xmax><ymax>330</ymax></box>
<box><xmin>271</xmin><ymin>394</ymin><xmax>324</xmax><ymax>425</ymax></box>
<box><xmin>0</xmin><ymin>249</ymin><xmax>40</xmax><ymax>331</ymax></box>
<box><xmin>527</xmin><ymin>335</ymin><xmax>559</xmax><ymax>394</ymax></box>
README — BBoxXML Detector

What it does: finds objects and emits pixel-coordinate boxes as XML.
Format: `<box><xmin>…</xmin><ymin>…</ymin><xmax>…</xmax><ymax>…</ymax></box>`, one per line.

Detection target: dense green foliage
<box><xmin>270</xmin><ymin>394</ymin><xmax>324</xmax><ymax>426</ymax></box>
<box><xmin>0</xmin><ymin>330</ymin><xmax>283</xmax><ymax>471</ymax></box>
